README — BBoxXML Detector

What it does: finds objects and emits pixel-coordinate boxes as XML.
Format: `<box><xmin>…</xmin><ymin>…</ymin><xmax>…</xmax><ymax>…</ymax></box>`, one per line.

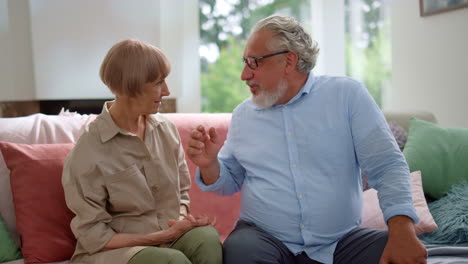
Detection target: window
<box><xmin>199</xmin><ymin>0</ymin><xmax>391</xmax><ymax>112</ymax></box>
<box><xmin>345</xmin><ymin>0</ymin><xmax>392</xmax><ymax>107</ymax></box>
<box><xmin>199</xmin><ymin>0</ymin><xmax>310</xmax><ymax>113</ymax></box>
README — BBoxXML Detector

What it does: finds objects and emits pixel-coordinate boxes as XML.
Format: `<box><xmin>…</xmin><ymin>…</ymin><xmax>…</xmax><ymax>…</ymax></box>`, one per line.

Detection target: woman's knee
<box><xmin>174</xmin><ymin>226</ymin><xmax>222</xmax><ymax>264</ymax></box>
<box><xmin>128</xmin><ymin>247</ymin><xmax>190</xmax><ymax>264</ymax></box>
<box><xmin>187</xmin><ymin>226</ymin><xmax>221</xmax><ymax>246</ymax></box>
<box><xmin>167</xmin><ymin>250</ymin><xmax>191</xmax><ymax>264</ymax></box>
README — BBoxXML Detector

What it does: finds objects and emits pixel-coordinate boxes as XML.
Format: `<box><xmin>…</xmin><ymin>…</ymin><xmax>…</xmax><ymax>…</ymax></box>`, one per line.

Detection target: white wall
<box><xmin>29</xmin><ymin>0</ymin><xmax>162</xmax><ymax>100</ymax></box>
<box><xmin>0</xmin><ymin>0</ymin><xmax>35</xmax><ymax>101</ymax></box>
<box><xmin>390</xmin><ymin>1</ymin><xmax>468</xmax><ymax>128</ymax></box>
<box><xmin>159</xmin><ymin>0</ymin><xmax>200</xmax><ymax>112</ymax></box>
<box><xmin>0</xmin><ymin>0</ymin><xmax>200</xmax><ymax>112</ymax></box>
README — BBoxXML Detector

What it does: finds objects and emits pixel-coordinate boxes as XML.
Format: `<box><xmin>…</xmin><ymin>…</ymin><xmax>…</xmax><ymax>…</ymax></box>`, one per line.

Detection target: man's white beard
<box><xmin>252</xmin><ymin>79</ymin><xmax>288</xmax><ymax>109</ymax></box>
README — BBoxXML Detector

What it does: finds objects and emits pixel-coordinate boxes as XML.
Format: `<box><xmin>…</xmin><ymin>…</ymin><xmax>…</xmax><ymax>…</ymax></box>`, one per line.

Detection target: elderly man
<box><xmin>187</xmin><ymin>15</ymin><xmax>427</xmax><ymax>264</ymax></box>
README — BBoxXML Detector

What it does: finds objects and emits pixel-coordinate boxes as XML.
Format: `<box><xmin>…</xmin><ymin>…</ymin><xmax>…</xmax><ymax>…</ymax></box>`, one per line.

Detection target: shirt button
<box><xmin>288</xmin><ymin>132</ymin><xmax>292</xmax><ymax>136</ymax></box>
<box><xmin>300</xmin><ymin>224</ymin><xmax>305</xmax><ymax>229</ymax></box>
<box><xmin>298</xmin><ymin>194</ymin><xmax>303</xmax><ymax>199</ymax></box>
<box><xmin>292</xmin><ymin>164</ymin><xmax>297</xmax><ymax>168</ymax></box>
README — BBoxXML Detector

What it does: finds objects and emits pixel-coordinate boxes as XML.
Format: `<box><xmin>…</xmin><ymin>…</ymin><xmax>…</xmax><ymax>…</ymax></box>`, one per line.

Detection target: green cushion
<box><xmin>0</xmin><ymin>215</ymin><xmax>22</xmax><ymax>262</ymax></box>
<box><xmin>403</xmin><ymin>118</ymin><xmax>468</xmax><ymax>199</ymax></box>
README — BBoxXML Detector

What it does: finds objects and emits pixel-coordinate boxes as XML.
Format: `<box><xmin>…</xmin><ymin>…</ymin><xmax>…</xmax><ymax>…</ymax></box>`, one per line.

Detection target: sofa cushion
<box><xmin>164</xmin><ymin>113</ymin><xmax>241</xmax><ymax>241</ymax></box>
<box><xmin>388</xmin><ymin>121</ymin><xmax>407</xmax><ymax>151</ymax></box>
<box><xmin>403</xmin><ymin>118</ymin><xmax>468</xmax><ymax>199</ymax></box>
<box><xmin>0</xmin><ymin>154</ymin><xmax>20</xmax><ymax>248</ymax></box>
<box><xmin>360</xmin><ymin>171</ymin><xmax>437</xmax><ymax>235</ymax></box>
<box><xmin>0</xmin><ymin>114</ymin><xmax>95</xmax><ymax>248</ymax></box>
<box><xmin>419</xmin><ymin>182</ymin><xmax>468</xmax><ymax>244</ymax></box>
<box><xmin>0</xmin><ymin>215</ymin><xmax>22</xmax><ymax>262</ymax></box>
<box><xmin>0</xmin><ymin>142</ymin><xmax>76</xmax><ymax>264</ymax></box>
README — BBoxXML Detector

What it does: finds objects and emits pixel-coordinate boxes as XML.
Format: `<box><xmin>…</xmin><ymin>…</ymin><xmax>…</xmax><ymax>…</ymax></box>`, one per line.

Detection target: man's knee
<box><xmin>223</xmin><ymin>222</ymin><xmax>293</xmax><ymax>264</ymax></box>
<box><xmin>223</xmin><ymin>225</ymin><xmax>258</xmax><ymax>255</ymax></box>
<box><xmin>224</xmin><ymin>230</ymin><xmax>261</xmax><ymax>264</ymax></box>
<box><xmin>334</xmin><ymin>228</ymin><xmax>388</xmax><ymax>264</ymax></box>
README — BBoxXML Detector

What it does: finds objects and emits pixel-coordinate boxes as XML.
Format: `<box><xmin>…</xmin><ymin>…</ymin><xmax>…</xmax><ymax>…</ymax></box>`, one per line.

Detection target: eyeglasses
<box><xmin>242</xmin><ymin>51</ymin><xmax>289</xmax><ymax>70</ymax></box>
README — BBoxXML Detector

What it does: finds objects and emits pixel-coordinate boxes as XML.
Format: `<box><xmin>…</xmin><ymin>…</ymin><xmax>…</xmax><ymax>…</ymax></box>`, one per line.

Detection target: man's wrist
<box><xmin>200</xmin><ymin>161</ymin><xmax>220</xmax><ymax>185</ymax></box>
<box><xmin>387</xmin><ymin>215</ymin><xmax>416</xmax><ymax>236</ymax></box>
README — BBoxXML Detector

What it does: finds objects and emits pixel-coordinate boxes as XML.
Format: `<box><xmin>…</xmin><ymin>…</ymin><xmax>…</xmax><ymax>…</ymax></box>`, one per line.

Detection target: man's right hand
<box><xmin>186</xmin><ymin>125</ymin><xmax>222</xmax><ymax>168</ymax></box>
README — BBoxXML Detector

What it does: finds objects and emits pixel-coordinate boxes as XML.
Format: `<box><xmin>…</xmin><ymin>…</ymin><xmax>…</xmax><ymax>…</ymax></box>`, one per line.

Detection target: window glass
<box><xmin>199</xmin><ymin>0</ymin><xmax>310</xmax><ymax>113</ymax></box>
<box><xmin>199</xmin><ymin>0</ymin><xmax>391</xmax><ymax>112</ymax></box>
<box><xmin>345</xmin><ymin>0</ymin><xmax>392</xmax><ymax>107</ymax></box>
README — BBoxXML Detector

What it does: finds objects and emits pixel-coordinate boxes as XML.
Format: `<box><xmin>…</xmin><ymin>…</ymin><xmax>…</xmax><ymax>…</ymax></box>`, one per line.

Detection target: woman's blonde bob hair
<box><xmin>99</xmin><ymin>39</ymin><xmax>170</xmax><ymax>97</ymax></box>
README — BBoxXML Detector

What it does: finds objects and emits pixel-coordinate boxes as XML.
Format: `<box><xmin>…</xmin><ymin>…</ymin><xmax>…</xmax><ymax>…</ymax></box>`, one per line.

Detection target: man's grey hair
<box><xmin>252</xmin><ymin>15</ymin><xmax>319</xmax><ymax>72</ymax></box>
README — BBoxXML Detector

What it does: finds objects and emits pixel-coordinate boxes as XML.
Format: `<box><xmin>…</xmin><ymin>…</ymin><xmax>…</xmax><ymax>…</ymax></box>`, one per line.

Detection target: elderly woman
<box><xmin>62</xmin><ymin>39</ymin><xmax>222</xmax><ymax>264</ymax></box>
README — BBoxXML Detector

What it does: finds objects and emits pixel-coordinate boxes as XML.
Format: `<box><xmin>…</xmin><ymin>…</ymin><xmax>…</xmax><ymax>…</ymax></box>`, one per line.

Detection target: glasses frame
<box><xmin>242</xmin><ymin>51</ymin><xmax>289</xmax><ymax>70</ymax></box>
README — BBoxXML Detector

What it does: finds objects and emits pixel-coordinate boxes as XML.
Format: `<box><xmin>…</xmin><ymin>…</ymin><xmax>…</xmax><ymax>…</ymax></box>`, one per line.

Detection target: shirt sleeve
<box><xmin>195</xmin><ymin>109</ymin><xmax>246</xmax><ymax>196</ymax></box>
<box><xmin>62</xmin><ymin>152</ymin><xmax>116</xmax><ymax>254</ymax></box>
<box><xmin>347</xmin><ymin>80</ymin><xmax>419</xmax><ymax>224</ymax></box>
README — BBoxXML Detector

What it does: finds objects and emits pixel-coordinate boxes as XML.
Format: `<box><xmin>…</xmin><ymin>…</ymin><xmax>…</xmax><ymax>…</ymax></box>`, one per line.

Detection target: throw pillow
<box><xmin>0</xmin><ymin>215</ymin><xmax>22</xmax><ymax>262</ymax></box>
<box><xmin>0</xmin><ymin>113</ymin><xmax>96</xmax><ymax>248</ymax></box>
<box><xmin>403</xmin><ymin>118</ymin><xmax>468</xmax><ymax>199</ymax></box>
<box><xmin>360</xmin><ymin>171</ymin><xmax>438</xmax><ymax>235</ymax></box>
<box><xmin>419</xmin><ymin>182</ymin><xmax>468</xmax><ymax>244</ymax></box>
<box><xmin>0</xmin><ymin>142</ymin><xmax>76</xmax><ymax>264</ymax></box>
<box><xmin>388</xmin><ymin>121</ymin><xmax>408</xmax><ymax>151</ymax></box>
<box><xmin>0</xmin><ymin>154</ymin><xmax>20</xmax><ymax>248</ymax></box>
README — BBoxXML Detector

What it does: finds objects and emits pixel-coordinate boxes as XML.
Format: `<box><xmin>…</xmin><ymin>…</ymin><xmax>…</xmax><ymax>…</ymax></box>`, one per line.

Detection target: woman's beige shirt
<box><xmin>62</xmin><ymin>103</ymin><xmax>191</xmax><ymax>264</ymax></box>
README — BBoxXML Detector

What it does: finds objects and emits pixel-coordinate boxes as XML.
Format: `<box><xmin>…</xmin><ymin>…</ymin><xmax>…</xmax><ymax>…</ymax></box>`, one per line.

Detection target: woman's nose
<box><xmin>162</xmin><ymin>82</ymin><xmax>170</xmax><ymax>96</ymax></box>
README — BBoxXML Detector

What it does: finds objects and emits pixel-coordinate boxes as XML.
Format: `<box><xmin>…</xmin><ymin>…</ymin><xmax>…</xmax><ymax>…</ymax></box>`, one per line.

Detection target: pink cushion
<box><xmin>165</xmin><ymin>113</ymin><xmax>240</xmax><ymax>241</ymax></box>
<box><xmin>361</xmin><ymin>170</ymin><xmax>437</xmax><ymax>235</ymax></box>
<box><xmin>0</xmin><ymin>113</ymin><xmax>96</xmax><ymax>248</ymax></box>
<box><xmin>0</xmin><ymin>142</ymin><xmax>76</xmax><ymax>264</ymax></box>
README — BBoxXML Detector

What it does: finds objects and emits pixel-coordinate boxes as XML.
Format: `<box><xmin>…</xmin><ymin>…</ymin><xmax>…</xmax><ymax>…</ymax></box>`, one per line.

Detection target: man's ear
<box><xmin>285</xmin><ymin>51</ymin><xmax>298</xmax><ymax>73</ymax></box>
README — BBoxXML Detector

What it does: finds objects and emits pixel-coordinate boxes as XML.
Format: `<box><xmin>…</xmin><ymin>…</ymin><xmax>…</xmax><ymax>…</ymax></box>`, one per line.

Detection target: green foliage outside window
<box><xmin>201</xmin><ymin>38</ymin><xmax>250</xmax><ymax>113</ymax></box>
<box><xmin>200</xmin><ymin>0</ymin><xmax>391</xmax><ymax>112</ymax></box>
<box><xmin>344</xmin><ymin>0</ymin><xmax>392</xmax><ymax>107</ymax></box>
<box><xmin>199</xmin><ymin>0</ymin><xmax>309</xmax><ymax>113</ymax></box>
<box><xmin>345</xmin><ymin>20</ymin><xmax>391</xmax><ymax>106</ymax></box>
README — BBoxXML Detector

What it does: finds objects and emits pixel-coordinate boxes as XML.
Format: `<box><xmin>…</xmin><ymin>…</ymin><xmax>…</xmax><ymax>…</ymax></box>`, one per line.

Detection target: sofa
<box><xmin>1</xmin><ymin>110</ymin><xmax>467</xmax><ymax>264</ymax></box>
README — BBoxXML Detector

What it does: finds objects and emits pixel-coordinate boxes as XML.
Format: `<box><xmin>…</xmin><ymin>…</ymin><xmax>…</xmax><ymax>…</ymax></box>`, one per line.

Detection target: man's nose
<box><xmin>241</xmin><ymin>64</ymin><xmax>254</xmax><ymax>81</ymax></box>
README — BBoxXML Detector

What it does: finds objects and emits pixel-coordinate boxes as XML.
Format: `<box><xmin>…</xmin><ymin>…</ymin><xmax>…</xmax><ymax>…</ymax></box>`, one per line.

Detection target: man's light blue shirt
<box><xmin>196</xmin><ymin>73</ymin><xmax>418</xmax><ymax>264</ymax></box>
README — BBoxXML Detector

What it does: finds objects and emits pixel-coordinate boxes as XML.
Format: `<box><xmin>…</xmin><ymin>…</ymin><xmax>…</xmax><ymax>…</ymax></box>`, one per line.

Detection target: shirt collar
<box><xmin>287</xmin><ymin>71</ymin><xmax>315</xmax><ymax>103</ymax></box>
<box><xmin>97</xmin><ymin>101</ymin><xmax>165</xmax><ymax>143</ymax></box>
<box><xmin>255</xmin><ymin>71</ymin><xmax>315</xmax><ymax>111</ymax></box>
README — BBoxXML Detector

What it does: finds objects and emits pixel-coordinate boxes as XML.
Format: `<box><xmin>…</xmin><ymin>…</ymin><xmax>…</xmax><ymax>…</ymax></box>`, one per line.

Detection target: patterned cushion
<box><xmin>388</xmin><ymin>121</ymin><xmax>408</xmax><ymax>151</ymax></box>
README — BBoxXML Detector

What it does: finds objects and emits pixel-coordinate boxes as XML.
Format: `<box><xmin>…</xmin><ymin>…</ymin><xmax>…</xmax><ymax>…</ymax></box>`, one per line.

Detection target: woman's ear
<box><xmin>285</xmin><ymin>51</ymin><xmax>299</xmax><ymax>73</ymax></box>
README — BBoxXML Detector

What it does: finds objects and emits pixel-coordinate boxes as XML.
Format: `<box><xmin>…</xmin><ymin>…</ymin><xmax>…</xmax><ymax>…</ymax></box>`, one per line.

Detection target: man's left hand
<box><xmin>379</xmin><ymin>215</ymin><xmax>427</xmax><ymax>264</ymax></box>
